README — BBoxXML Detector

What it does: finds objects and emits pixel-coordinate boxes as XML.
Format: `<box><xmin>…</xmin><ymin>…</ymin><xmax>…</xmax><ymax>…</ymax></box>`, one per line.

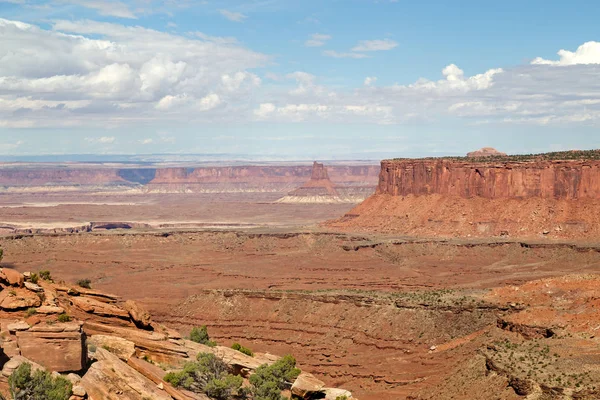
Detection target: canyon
<box><xmin>3</xmin><ymin>150</ymin><xmax>600</xmax><ymax>399</ymax></box>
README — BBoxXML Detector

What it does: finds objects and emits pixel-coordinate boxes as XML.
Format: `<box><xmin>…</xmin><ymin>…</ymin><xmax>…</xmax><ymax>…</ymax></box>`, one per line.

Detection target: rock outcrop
<box><xmin>329</xmin><ymin>151</ymin><xmax>600</xmax><ymax>239</ymax></box>
<box><xmin>0</xmin><ymin>270</ymin><xmax>357</xmax><ymax>400</ymax></box>
<box><xmin>466</xmin><ymin>147</ymin><xmax>507</xmax><ymax>158</ymax></box>
<box><xmin>15</xmin><ymin>322</ymin><xmax>86</xmax><ymax>372</ymax></box>
<box><xmin>278</xmin><ymin>162</ymin><xmax>374</xmax><ymax>203</ymax></box>
<box><xmin>377</xmin><ymin>158</ymin><xmax>600</xmax><ymax>200</ymax></box>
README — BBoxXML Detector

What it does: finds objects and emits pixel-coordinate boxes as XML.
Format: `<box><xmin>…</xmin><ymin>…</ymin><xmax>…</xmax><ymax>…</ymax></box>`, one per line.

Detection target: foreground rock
<box><xmin>16</xmin><ymin>322</ymin><xmax>86</xmax><ymax>372</ymax></box>
<box><xmin>81</xmin><ymin>348</ymin><xmax>172</xmax><ymax>400</ymax></box>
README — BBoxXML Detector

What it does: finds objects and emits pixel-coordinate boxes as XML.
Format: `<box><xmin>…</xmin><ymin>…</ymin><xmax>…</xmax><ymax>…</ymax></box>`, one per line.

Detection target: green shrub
<box><xmin>189</xmin><ymin>326</ymin><xmax>216</xmax><ymax>347</ymax></box>
<box><xmin>25</xmin><ymin>308</ymin><xmax>37</xmax><ymax>317</ymax></box>
<box><xmin>57</xmin><ymin>313</ymin><xmax>71</xmax><ymax>323</ymax></box>
<box><xmin>29</xmin><ymin>273</ymin><xmax>39</xmax><ymax>284</ymax></box>
<box><xmin>39</xmin><ymin>270</ymin><xmax>52</xmax><ymax>281</ymax></box>
<box><xmin>164</xmin><ymin>353</ymin><xmax>242</xmax><ymax>399</ymax></box>
<box><xmin>9</xmin><ymin>362</ymin><xmax>72</xmax><ymax>400</ymax></box>
<box><xmin>76</xmin><ymin>279</ymin><xmax>92</xmax><ymax>289</ymax></box>
<box><xmin>250</xmin><ymin>354</ymin><xmax>301</xmax><ymax>400</ymax></box>
<box><xmin>336</xmin><ymin>396</ymin><xmax>349</xmax><ymax>400</ymax></box>
<box><xmin>231</xmin><ymin>342</ymin><xmax>254</xmax><ymax>357</ymax></box>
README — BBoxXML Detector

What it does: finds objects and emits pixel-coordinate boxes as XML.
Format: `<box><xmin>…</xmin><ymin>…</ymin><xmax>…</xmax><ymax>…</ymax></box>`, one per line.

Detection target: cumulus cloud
<box><xmin>2</xmin><ymin>17</ymin><xmax>600</xmax><ymax>131</ymax></box>
<box><xmin>305</xmin><ymin>33</ymin><xmax>331</xmax><ymax>47</ymax></box>
<box><xmin>351</xmin><ymin>39</ymin><xmax>398</xmax><ymax>52</ymax></box>
<box><xmin>532</xmin><ymin>41</ymin><xmax>600</xmax><ymax>66</ymax></box>
<box><xmin>0</xmin><ymin>18</ymin><xmax>268</xmax><ymax>127</ymax></box>
<box><xmin>323</xmin><ymin>50</ymin><xmax>368</xmax><ymax>59</ymax></box>
<box><xmin>57</xmin><ymin>0</ymin><xmax>137</xmax><ymax>19</ymax></box>
<box><xmin>85</xmin><ymin>136</ymin><xmax>115</xmax><ymax>144</ymax></box>
<box><xmin>219</xmin><ymin>9</ymin><xmax>247</xmax><ymax>22</ymax></box>
<box><xmin>364</xmin><ymin>76</ymin><xmax>377</xmax><ymax>86</ymax></box>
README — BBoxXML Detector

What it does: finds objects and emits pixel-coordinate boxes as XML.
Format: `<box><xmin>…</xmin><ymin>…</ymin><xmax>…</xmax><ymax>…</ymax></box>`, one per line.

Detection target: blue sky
<box><xmin>1</xmin><ymin>0</ymin><xmax>600</xmax><ymax>159</ymax></box>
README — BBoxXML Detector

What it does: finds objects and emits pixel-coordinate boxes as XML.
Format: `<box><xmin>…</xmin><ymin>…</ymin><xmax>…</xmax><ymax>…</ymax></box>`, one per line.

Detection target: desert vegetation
<box><xmin>8</xmin><ymin>363</ymin><xmax>72</xmax><ymax>400</ymax></box>
<box><xmin>164</xmin><ymin>352</ymin><xmax>301</xmax><ymax>400</ymax></box>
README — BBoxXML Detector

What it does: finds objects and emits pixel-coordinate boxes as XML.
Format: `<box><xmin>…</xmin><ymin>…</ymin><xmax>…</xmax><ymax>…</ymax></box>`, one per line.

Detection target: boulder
<box><xmin>0</xmin><ymin>268</ymin><xmax>24</xmax><ymax>287</ymax></box>
<box><xmin>36</xmin><ymin>305</ymin><xmax>66</xmax><ymax>315</ymax></box>
<box><xmin>24</xmin><ymin>282</ymin><xmax>44</xmax><ymax>292</ymax></box>
<box><xmin>81</xmin><ymin>348</ymin><xmax>172</xmax><ymax>400</ymax></box>
<box><xmin>123</xmin><ymin>300</ymin><xmax>152</xmax><ymax>329</ymax></box>
<box><xmin>0</xmin><ymin>288</ymin><xmax>42</xmax><ymax>310</ymax></box>
<box><xmin>72</xmin><ymin>385</ymin><xmax>87</xmax><ymax>397</ymax></box>
<box><xmin>16</xmin><ymin>323</ymin><xmax>86</xmax><ymax>372</ymax></box>
<box><xmin>324</xmin><ymin>388</ymin><xmax>354</xmax><ymax>399</ymax></box>
<box><xmin>70</xmin><ymin>296</ymin><xmax>130</xmax><ymax>319</ymax></box>
<box><xmin>88</xmin><ymin>335</ymin><xmax>135</xmax><ymax>361</ymax></box>
<box><xmin>1</xmin><ymin>355</ymin><xmax>44</xmax><ymax>377</ymax></box>
<box><xmin>7</xmin><ymin>321</ymin><xmax>30</xmax><ymax>332</ymax></box>
<box><xmin>291</xmin><ymin>372</ymin><xmax>326</xmax><ymax>399</ymax></box>
<box><xmin>2</xmin><ymin>339</ymin><xmax>20</xmax><ymax>357</ymax></box>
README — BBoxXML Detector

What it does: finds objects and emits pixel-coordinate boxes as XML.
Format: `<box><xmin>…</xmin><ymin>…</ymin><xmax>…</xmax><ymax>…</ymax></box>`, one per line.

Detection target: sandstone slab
<box><xmin>0</xmin><ymin>268</ymin><xmax>24</xmax><ymax>287</ymax></box>
<box><xmin>70</xmin><ymin>296</ymin><xmax>129</xmax><ymax>319</ymax></box>
<box><xmin>88</xmin><ymin>335</ymin><xmax>135</xmax><ymax>361</ymax></box>
<box><xmin>123</xmin><ymin>300</ymin><xmax>152</xmax><ymax>329</ymax></box>
<box><xmin>16</xmin><ymin>327</ymin><xmax>86</xmax><ymax>372</ymax></box>
<box><xmin>81</xmin><ymin>348</ymin><xmax>172</xmax><ymax>400</ymax></box>
<box><xmin>291</xmin><ymin>372</ymin><xmax>326</xmax><ymax>399</ymax></box>
<box><xmin>0</xmin><ymin>288</ymin><xmax>42</xmax><ymax>310</ymax></box>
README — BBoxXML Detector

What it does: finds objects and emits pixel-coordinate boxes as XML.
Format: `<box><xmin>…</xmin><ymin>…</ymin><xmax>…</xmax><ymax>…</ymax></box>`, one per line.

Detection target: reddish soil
<box><xmin>2</xmin><ymin>231</ymin><xmax>600</xmax><ymax>399</ymax></box>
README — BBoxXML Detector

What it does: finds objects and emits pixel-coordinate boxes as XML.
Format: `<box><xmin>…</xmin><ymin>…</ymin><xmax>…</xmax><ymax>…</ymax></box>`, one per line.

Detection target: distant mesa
<box><xmin>277</xmin><ymin>162</ymin><xmax>373</xmax><ymax>204</ymax></box>
<box><xmin>466</xmin><ymin>147</ymin><xmax>507</xmax><ymax>158</ymax></box>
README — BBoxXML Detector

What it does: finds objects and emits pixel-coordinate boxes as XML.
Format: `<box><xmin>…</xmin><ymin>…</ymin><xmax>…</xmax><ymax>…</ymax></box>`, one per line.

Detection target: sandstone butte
<box><xmin>328</xmin><ymin>149</ymin><xmax>600</xmax><ymax>239</ymax></box>
<box><xmin>0</xmin><ymin>267</ymin><xmax>357</xmax><ymax>400</ymax></box>
<box><xmin>277</xmin><ymin>162</ymin><xmax>374</xmax><ymax>204</ymax></box>
<box><xmin>466</xmin><ymin>147</ymin><xmax>508</xmax><ymax>158</ymax></box>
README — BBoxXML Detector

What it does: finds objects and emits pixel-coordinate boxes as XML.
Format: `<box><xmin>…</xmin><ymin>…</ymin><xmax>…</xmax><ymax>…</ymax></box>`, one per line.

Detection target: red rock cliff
<box><xmin>378</xmin><ymin>159</ymin><xmax>600</xmax><ymax>200</ymax></box>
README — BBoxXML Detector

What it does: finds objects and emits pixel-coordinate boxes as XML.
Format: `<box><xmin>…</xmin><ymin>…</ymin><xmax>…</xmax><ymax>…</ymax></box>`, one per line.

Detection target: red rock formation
<box><xmin>329</xmin><ymin>156</ymin><xmax>600</xmax><ymax>238</ymax></box>
<box><xmin>0</xmin><ymin>168</ymin><xmax>126</xmax><ymax>186</ymax></box>
<box><xmin>377</xmin><ymin>159</ymin><xmax>600</xmax><ymax>200</ymax></box>
<box><xmin>466</xmin><ymin>147</ymin><xmax>507</xmax><ymax>158</ymax></box>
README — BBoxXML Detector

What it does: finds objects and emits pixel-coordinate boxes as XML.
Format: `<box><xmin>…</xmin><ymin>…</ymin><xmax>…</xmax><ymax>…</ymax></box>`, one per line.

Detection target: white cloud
<box><xmin>219</xmin><ymin>9</ymin><xmax>247</xmax><ymax>22</ymax></box>
<box><xmin>0</xmin><ymin>18</ymin><xmax>268</xmax><ymax>128</ymax></box>
<box><xmin>364</xmin><ymin>76</ymin><xmax>377</xmax><ymax>86</ymax></box>
<box><xmin>57</xmin><ymin>0</ymin><xmax>137</xmax><ymax>19</ymax></box>
<box><xmin>532</xmin><ymin>41</ymin><xmax>600</xmax><ymax>66</ymax></box>
<box><xmin>139</xmin><ymin>138</ymin><xmax>154</xmax><ymax>144</ymax></box>
<box><xmin>305</xmin><ymin>33</ymin><xmax>331</xmax><ymax>47</ymax></box>
<box><xmin>351</xmin><ymin>39</ymin><xmax>398</xmax><ymax>52</ymax></box>
<box><xmin>86</xmin><ymin>136</ymin><xmax>115</xmax><ymax>144</ymax></box>
<box><xmin>323</xmin><ymin>50</ymin><xmax>368</xmax><ymax>59</ymax></box>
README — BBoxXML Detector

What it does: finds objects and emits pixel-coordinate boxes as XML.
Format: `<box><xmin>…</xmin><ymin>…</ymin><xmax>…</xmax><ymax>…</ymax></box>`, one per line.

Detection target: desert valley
<box><xmin>1</xmin><ymin>149</ymin><xmax>600</xmax><ymax>399</ymax></box>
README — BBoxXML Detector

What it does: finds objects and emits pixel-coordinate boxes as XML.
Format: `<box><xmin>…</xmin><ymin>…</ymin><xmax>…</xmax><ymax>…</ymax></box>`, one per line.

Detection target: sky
<box><xmin>1</xmin><ymin>0</ymin><xmax>600</xmax><ymax>159</ymax></box>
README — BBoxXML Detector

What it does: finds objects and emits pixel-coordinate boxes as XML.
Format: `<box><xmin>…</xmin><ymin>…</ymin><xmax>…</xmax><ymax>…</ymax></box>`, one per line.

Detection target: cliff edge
<box><xmin>328</xmin><ymin>150</ymin><xmax>600</xmax><ymax>239</ymax></box>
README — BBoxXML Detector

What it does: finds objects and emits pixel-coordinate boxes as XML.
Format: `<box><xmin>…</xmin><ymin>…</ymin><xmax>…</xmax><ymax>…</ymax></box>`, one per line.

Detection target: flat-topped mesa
<box><xmin>378</xmin><ymin>158</ymin><xmax>600</xmax><ymax>200</ymax></box>
<box><xmin>466</xmin><ymin>147</ymin><xmax>507</xmax><ymax>158</ymax></box>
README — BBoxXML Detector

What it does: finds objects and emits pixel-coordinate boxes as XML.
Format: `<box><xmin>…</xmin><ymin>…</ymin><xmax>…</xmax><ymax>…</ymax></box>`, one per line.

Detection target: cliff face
<box><xmin>378</xmin><ymin>159</ymin><xmax>600</xmax><ymax>200</ymax></box>
<box><xmin>329</xmin><ymin>158</ymin><xmax>600</xmax><ymax>239</ymax></box>
<box><xmin>0</xmin><ymin>168</ymin><xmax>126</xmax><ymax>186</ymax></box>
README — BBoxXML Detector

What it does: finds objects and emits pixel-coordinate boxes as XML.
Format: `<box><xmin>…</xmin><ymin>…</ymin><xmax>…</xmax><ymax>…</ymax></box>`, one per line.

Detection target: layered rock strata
<box><xmin>330</xmin><ymin>155</ymin><xmax>600</xmax><ymax>238</ymax></box>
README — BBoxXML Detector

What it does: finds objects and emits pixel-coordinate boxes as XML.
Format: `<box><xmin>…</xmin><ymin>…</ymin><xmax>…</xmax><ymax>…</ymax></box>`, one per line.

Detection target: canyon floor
<box><xmin>2</xmin><ymin>190</ymin><xmax>600</xmax><ymax>399</ymax></box>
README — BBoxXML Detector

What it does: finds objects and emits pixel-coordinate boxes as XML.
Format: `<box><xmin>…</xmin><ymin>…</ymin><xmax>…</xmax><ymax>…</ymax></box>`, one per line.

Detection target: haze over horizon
<box><xmin>1</xmin><ymin>0</ymin><xmax>600</xmax><ymax>158</ymax></box>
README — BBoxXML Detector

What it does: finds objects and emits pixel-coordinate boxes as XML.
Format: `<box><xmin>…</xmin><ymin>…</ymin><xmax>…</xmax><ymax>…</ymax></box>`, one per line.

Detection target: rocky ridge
<box><xmin>0</xmin><ymin>267</ymin><xmax>357</xmax><ymax>400</ymax></box>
